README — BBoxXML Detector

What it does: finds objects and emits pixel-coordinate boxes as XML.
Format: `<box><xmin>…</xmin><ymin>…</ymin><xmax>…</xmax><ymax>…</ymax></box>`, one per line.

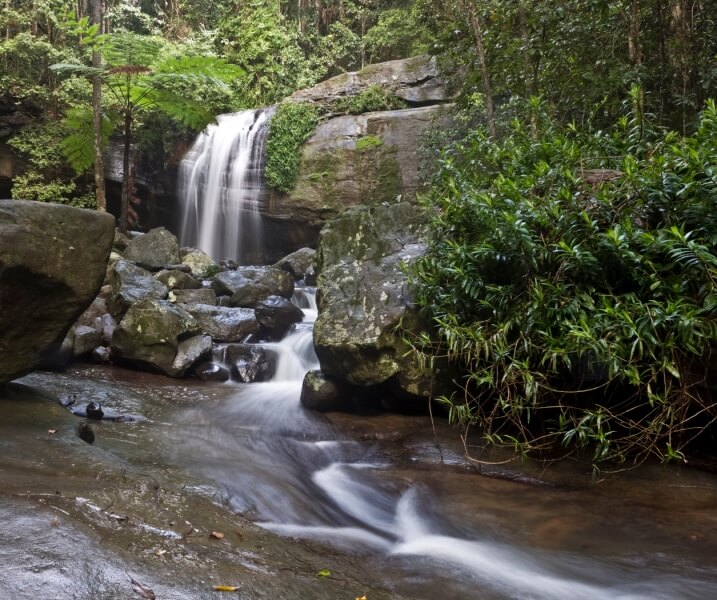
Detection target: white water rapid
<box><xmin>166</xmin><ymin>288</ymin><xmax>715</xmax><ymax>600</ymax></box>
<box><xmin>178</xmin><ymin>109</ymin><xmax>272</xmax><ymax>263</ymax></box>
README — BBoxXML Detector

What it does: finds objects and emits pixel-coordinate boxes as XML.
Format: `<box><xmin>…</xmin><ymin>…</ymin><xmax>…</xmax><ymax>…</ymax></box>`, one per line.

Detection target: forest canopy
<box><xmin>3</xmin><ymin>0</ymin><xmax>717</xmax><ymax>465</ymax></box>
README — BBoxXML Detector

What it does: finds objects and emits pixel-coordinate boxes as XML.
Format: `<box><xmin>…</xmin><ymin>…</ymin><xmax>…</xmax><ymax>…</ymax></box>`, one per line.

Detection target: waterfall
<box><xmin>178</xmin><ymin>109</ymin><xmax>273</xmax><ymax>264</ymax></box>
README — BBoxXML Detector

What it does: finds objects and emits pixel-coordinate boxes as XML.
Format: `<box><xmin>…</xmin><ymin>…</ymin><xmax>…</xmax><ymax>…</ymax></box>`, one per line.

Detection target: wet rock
<box><xmin>170</xmin><ymin>288</ymin><xmax>217</xmax><ymax>305</ymax></box>
<box><xmin>193</xmin><ymin>361</ymin><xmax>231</xmax><ymax>382</ymax></box>
<box><xmin>173</xmin><ymin>334</ymin><xmax>213</xmax><ymax>377</ymax></box>
<box><xmin>123</xmin><ymin>227</ymin><xmax>180</xmax><ymax>271</ymax></box>
<box><xmin>255</xmin><ymin>295</ymin><xmax>304</xmax><ymax>339</ymax></box>
<box><xmin>314</xmin><ymin>202</ymin><xmax>437</xmax><ymax>397</ymax></box>
<box><xmin>274</xmin><ymin>247</ymin><xmax>316</xmax><ymax>279</ymax></box>
<box><xmin>77</xmin><ymin>422</ymin><xmax>95</xmax><ymax>444</ymax></box>
<box><xmin>300</xmin><ymin>370</ymin><xmax>342</xmax><ymax>412</ymax></box>
<box><xmin>113</xmin><ymin>230</ymin><xmax>130</xmax><ymax>252</ymax></box>
<box><xmin>154</xmin><ymin>269</ymin><xmax>201</xmax><ymax>290</ymax></box>
<box><xmin>71</xmin><ymin>297</ymin><xmax>116</xmax><ymax>346</ymax></box>
<box><xmin>181</xmin><ymin>304</ymin><xmax>258</xmax><ymax>342</ymax></box>
<box><xmin>0</xmin><ymin>200</ymin><xmax>115</xmax><ymax>383</ymax></box>
<box><xmin>180</xmin><ymin>247</ymin><xmax>217</xmax><ymax>277</ymax></box>
<box><xmin>72</xmin><ymin>325</ymin><xmax>102</xmax><ymax>357</ymax></box>
<box><xmin>91</xmin><ymin>346</ymin><xmax>111</xmax><ymax>363</ymax></box>
<box><xmin>220</xmin><ymin>258</ymin><xmax>238</xmax><ymax>270</ymax></box>
<box><xmin>212</xmin><ymin>267</ymin><xmax>294</xmax><ymax>308</ymax></box>
<box><xmin>86</xmin><ymin>401</ymin><xmax>104</xmax><ymax>419</ymax></box>
<box><xmin>108</xmin><ymin>259</ymin><xmax>168</xmax><ymax>318</ymax></box>
<box><xmin>225</xmin><ymin>343</ymin><xmax>272</xmax><ymax>382</ymax></box>
<box><xmin>111</xmin><ymin>299</ymin><xmax>207</xmax><ymax>377</ymax></box>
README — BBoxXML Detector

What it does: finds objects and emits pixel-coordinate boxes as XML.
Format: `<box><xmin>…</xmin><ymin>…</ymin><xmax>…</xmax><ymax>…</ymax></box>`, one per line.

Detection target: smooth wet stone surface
<box><xmin>2</xmin><ymin>365</ymin><xmax>717</xmax><ymax>600</ymax></box>
<box><xmin>0</xmin><ymin>367</ymin><xmax>403</xmax><ymax>600</ymax></box>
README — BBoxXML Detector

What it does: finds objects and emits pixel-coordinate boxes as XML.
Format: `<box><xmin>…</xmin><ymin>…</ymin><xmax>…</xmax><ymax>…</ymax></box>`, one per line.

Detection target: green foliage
<box><xmin>62</xmin><ymin>108</ymin><xmax>118</xmax><ymax>174</ymax></box>
<box><xmin>410</xmin><ymin>97</ymin><xmax>717</xmax><ymax>465</ymax></box>
<box><xmin>333</xmin><ymin>84</ymin><xmax>407</xmax><ymax>115</ymax></box>
<box><xmin>355</xmin><ymin>135</ymin><xmax>383</xmax><ymax>151</ymax></box>
<box><xmin>364</xmin><ymin>7</ymin><xmax>433</xmax><ymax>63</ymax></box>
<box><xmin>216</xmin><ymin>0</ymin><xmax>319</xmax><ymax>106</ymax></box>
<box><xmin>265</xmin><ymin>102</ymin><xmax>319</xmax><ymax>193</ymax></box>
<box><xmin>7</xmin><ymin>119</ymin><xmax>94</xmax><ymax>207</ymax></box>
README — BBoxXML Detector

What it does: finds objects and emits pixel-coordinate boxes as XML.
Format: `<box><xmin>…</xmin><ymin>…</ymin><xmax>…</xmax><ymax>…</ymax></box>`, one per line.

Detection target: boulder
<box><xmin>0</xmin><ymin>200</ymin><xmax>114</xmax><ymax>383</ymax></box>
<box><xmin>264</xmin><ymin>105</ymin><xmax>453</xmax><ymax>232</ymax></box>
<box><xmin>74</xmin><ymin>296</ymin><xmax>116</xmax><ymax>344</ymax></box>
<box><xmin>181</xmin><ymin>247</ymin><xmax>218</xmax><ymax>277</ymax></box>
<box><xmin>170</xmin><ymin>288</ymin><xmax>217</xmax><ymax>305</ymax></box>
<box><xmin>273</xmin><ymin>247</ymin><xmax>316</xmax><ymax>279</ymax></box>
<box><xmin>224</xmin><ymin>343</ymin><xmax>273</xmax><ymax>382</ymax></box>
<box><xmin>288</xmin><ymin>55</ymin><xmax>451</xmax><ymax>106</ymax></box>
<box><xmin>155</xmin><ymin>268</ymin><xmax>201</xmax><ymax>290</ymax></box>
<box><xmin>313</xmin><ymin>202</ymin><xmax>434</xmax><ymax>397</ymax></box>
<box><xmin>108</xmin><ymin>259</ymin><xmax>168</xmax><ymax>318</ymax></box>
<box><xmin>212</xmin><ymin>267</ymin><xmax>294</xmax><ymax>307</ymax></box>
<box><xmin>255</xmin><ymin>295</ymin><xmax>304</xmax><ymax>339</ymax></box>
<box><xmin>181</xmin><ymin>304</ymin><xmax>258</xmax><ymax>342</ymax></box>
<box><xmin>111</xmin><ymin>299</ymin><xmax>208</xmax><ymax>377</ymax></box>
<box><xmin>193</xmin><ymin>361</ymin><xmax>231</xmax><ymax>382</ymax></box>
<box><xmin>72</xmin><ymin>325</ymin><xmax>102</xmax><ymax>357</ymax></box>
<box><xmin>123</xmin><ymin>227</ymin><xmax>181</xmax><ymax>270</ymax></box>
<box><xmin>300</xmin><ymin>370</ymin><xmax>342</xmax><ymax>412</ymax></box>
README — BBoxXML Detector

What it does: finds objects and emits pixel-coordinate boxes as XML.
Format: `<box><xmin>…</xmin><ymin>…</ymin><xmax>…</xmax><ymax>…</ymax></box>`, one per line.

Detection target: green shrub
<box><xmin>410</xmin><ymin>94</ymin><xmax>717</xmax><ymax>467</ymax></box>
<box><xmin>333</xmin><ymin>84</ymin><xmax>407</xmax><ymax>115</ymax></box>
<box><xmin>265</xmin><ymin>102</ymin><xmax>319</xmax><ymax>193</ymax></box>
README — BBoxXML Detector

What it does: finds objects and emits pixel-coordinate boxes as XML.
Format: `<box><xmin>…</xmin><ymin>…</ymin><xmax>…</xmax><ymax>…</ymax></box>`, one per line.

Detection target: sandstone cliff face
<box><xmin>0</xmin><ymin>200</ymin><xmax>115</xmax><ymax>383</ymax></box>
<box><xmin>264</xmin><ymin>105</ymin><xmax>452</xmax><ymax>233</ymax></box>
<box><xmin>260</xmin><ymin>55</ymin><xmax>453</xmax><ymax>255</ymax></box>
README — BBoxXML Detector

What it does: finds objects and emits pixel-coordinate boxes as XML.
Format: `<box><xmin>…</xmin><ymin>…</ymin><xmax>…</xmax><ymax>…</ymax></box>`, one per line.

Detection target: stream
<box><xmin>2</xmin><ymin>288</ymin><xmax>717</xmax><ymax>599</ymax></box>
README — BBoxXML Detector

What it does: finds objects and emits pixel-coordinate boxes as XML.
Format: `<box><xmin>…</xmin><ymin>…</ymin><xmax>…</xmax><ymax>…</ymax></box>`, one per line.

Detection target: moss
<box><xmin>356</xmin><ymin>135</ymin><xmax>383</xmax><ymax>152</ymax></box>
<box><xmin>265</xmin><ymin>102</ymin><xmax>319</xmax><ymax>193</ymax></box>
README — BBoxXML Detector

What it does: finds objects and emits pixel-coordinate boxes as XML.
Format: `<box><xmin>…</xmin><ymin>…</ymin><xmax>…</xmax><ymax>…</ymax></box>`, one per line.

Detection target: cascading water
<box><xmin>164</xmin><ymin>288</ymin><xmax>716</xmax><ymax>600</ymax></box>
<box><xmin>177</xmin><ymin>109</ymin><xmax>273</xmax><ymax>264</ymax></box>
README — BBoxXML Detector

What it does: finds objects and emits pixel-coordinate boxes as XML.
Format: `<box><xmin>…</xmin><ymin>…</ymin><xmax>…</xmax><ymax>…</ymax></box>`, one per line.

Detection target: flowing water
<box><xmin>177</xmin><ymin>109</ymin><xmax>272</xmax><ymax>263</ymax></box>
<box><xmin>157</xmin><ymin>289</ymin><xmax>717</xmax><ymax>599</ymax></box>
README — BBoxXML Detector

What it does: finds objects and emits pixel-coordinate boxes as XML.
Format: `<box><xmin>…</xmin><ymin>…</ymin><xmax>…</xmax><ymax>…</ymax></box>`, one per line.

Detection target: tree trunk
<box><xmin>467</xmin><ymin>1</ymin><xmax>496</xmax><ymax>138</ymax></box>
<box><xmin>120</xmin><ymin>109</ymin><xmax>131</xmax><ymax>234</ymax></box>
<box><xmin>91</xmin><ymin>0</ymin><xmax>106</xmax><ymax>212</ymax></box>
<box><xmin>628</xmin><ymin>0</ymin><xmax>641</xmax><ymax>67</ymax></box>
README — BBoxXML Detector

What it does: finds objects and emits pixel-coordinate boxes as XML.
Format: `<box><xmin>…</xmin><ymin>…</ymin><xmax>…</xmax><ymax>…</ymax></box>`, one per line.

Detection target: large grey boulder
<box><xmin>264</xmin><ymin>105</ymin><xmax>452</xmax><ymax>231</ymax></box>
<box><xmin>180</xmin><ymin>247</ymin><xmax>217</xmax><ymax>277</ymax></box>
<box><xmin>255</xmin><ymin>295</ymin><xmax>304</xmax><ymax>339</ymax></box>
<box><xmin>123</xmin><ymin>227</ymin><xmax>181</xmax><ymax>271</ymax></box>
<box><xmin>288</xmin><ymin>55</ymin><xmax>450</xmax><ymax>106</ymax></box>
<box><xmin>273</xmin><ymin>247</ymin><xmax>316</xmax><ymax>279</ymax></box>
<box><xmin>181</xmin><ymin>304</ymin><xmax>258</xmax><ymax>342</ymax></box>
<box><xmin>212</xmin><ymin>267</ymin><xmax>294</xmax><ymax>307</ymax></box>
<box><xmin>224</xmin><ymin>343</ymin><xmax>273</xmax><ymax>383</ymax></box>
<box><xmin>108</xmin><ymin>259</ymin><xmax>168</xmax><ymax>318</ymax></box>
<box><xmin>111</xmin><ymin>299</ymin><xmax>209</xmax><ymax>377</ymax></box>
<box><xmin>155</xmin><ymin>268</ymin><xmax>201</xmax><ymax>290</ymax></box>
<box><xmin>313</xmin><ymin>202</ymin><xmax>434</xmax><ymax>397</ymax></box>
<box><xmin>0</xmin><ymin>200</ymin><xmax>114</xmax><ymax>383</ymax></box>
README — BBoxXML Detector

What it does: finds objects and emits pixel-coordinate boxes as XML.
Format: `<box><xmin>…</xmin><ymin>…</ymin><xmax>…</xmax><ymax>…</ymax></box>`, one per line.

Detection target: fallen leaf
<box><xmin>355</xmin><ymin>596</ymin><xmax>367</xmax><ymax>600</ymax></box>
<box><xmin>213</xmin><ymin>585</ymin><xmax>239</xmax><ymax>592</ymax></box>
<box><xmin>210</xmin><ymin>530</ymin><xmax>225</xmax><ymax>539</ymax></box>
<box><xmin>316</xmin><ymin>569</ymin><xmax>331</xmax><ymax>577</ymax></box>
<box><xmin>48</xmin><ymin>429</ymin><xmax>57</xmax><ymax>434</ymax></box>
<box><xmin>128</xmin><ymin>573</ymin><xmax>156</xmax><ymax>599</ymax></box>
<box><xmin>154</xmin><ymin>548</ymin><xmax>166</xmax><ymax>557</ymax></box>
